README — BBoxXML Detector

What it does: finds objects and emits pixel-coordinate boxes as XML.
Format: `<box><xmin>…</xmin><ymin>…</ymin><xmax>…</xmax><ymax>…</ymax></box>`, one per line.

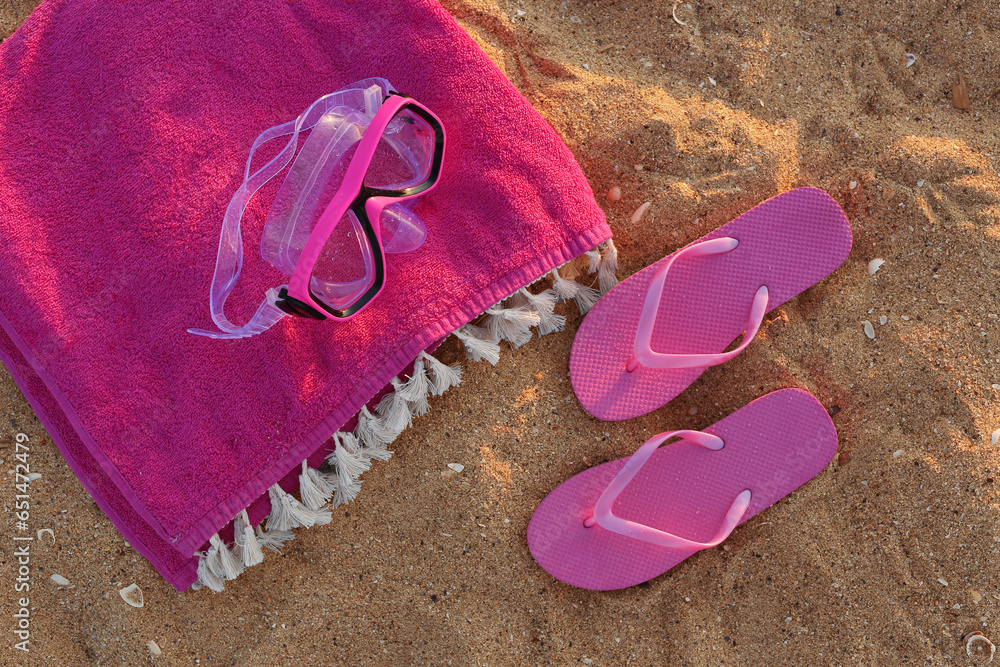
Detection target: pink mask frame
<box><xmin>274</xmin><ymin>93</ymin><xmax>445</xmax><ymax>321</ymax></box>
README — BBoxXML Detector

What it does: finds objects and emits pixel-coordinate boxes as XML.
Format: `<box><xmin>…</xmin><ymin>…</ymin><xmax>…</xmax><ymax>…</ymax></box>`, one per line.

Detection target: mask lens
<box><xmin>309</xmin><ymin>209</ymin><xmax>374</xmax><ymax>310</ymax></box>
<box><xmin>364</xmin><ymin>107</ymin><xmax>435</xmax><ymax>190</ymax></box>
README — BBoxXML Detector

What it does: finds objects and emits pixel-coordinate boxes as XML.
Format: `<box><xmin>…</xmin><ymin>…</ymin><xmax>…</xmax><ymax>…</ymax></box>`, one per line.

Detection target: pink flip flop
<box><xmin>570</xmin><ymin>187</ymin><xmax>852</xmax><ymax>421</ymax></box>
<box><xmin>526</xmin><ymin>388</ymin><xmax>837</xmax><ymax>590</ymax></box>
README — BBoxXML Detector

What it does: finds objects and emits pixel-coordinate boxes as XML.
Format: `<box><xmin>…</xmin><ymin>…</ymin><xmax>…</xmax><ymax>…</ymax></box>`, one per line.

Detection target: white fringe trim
<box><xmin>356</xmin><ymin>404</ymin><xmax>395</xmax><ymax>448</ymax></box>
<box><xmin>265</xmin><ymin>484</ymin><xmax>332</xmax><ymax>532</ymax></box>
<box><xmin>327</xmin><ymin>432</ymin><xmax>371</xmax><ymax>489</ymax></box>
<box><xmin>550</xmin><ymin>267</ymin><xmax>600</xmax><ymax>314</ymax></box>
<box><xmin>420</xmin><ymin>351</ymin><xmax>462</xmax><ymax>395</ymax></box>
<box><xmin>512</xmin><ymin>287</ymin><xmax>565</xmax><ymax>336</ymax></box>
<box><xmin>332</xmin><ymin>477</ymin><xmax>361</xmax><ymax>507</ymax></box>
<box><xmin>453</xmin><ymin>324</ymin><xmax>501</xmax><ymax>364</ymax></box>
<box><xmin>255</xmin><ymin>525</ymin><xmax>294</xmax><ymax>552</ymax></box>
<box><xmin>195</xmin><ymin>551</ymin><xmax>225</xmax><ymax>592</ymax></box>
<box><xmin>194</xmin><ymin>243</ymin><xmax>615</xmax><ymax>591</ymax></box>
<box><xmin>398</xmin><ymin>359</ymin><xmax>430</xmax><ymax>416</ymax></box>
<box><xmin>207</xmin><ymin>533</ymin><xmax>243</xmax><ymax>581</ymax></box>
<box><xmin>483</xmin><ymin>301</ymin><xmax>539</xmax><ymax>347</ymax></box>
<box><xmin>299</xmin><ymin>460</ymin><xmax>336</xmax><ymax>510</ymax></box>
<box><xmin>233</xmin><ymin>509</ymin><xmax>263</xmax><ymax>567</ymax></box>
<box><xmin>375</xmin><ymin>377</ymin><xmax>413</xmax><ymax>434</ymax></box>
<box><xmin>597</xmin><ymin>239</ymin><xmax>619</xmax><ymax>294</ymax></box>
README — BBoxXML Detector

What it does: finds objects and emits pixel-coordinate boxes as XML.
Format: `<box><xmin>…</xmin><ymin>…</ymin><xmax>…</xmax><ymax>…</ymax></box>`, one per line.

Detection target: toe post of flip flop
<box><xmin>526</xmin><ymin>388</ymin><xmax>838</xmax><ymax>591</ymax></box>
<box><xmin>570</xmin><ymin>187</ymin><xmax>853</xmax><ymax>422</ymax></box>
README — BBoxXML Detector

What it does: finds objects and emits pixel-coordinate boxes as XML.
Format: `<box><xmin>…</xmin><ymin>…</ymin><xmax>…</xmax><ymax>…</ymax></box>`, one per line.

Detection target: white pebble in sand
<box><xmin>992</xmin><ymin>429</ymin><xmax>1000</xmax><ymax>446</ymax></box>
<box><xmin>862</xmin><ymin>321</ymin><xmax>875</xmax><ymax>339</ymax></box>
<box><xmin>447</xmin><ymin>463</ymin><xmax>465</xmax><ymax>473</ymax></box>
<box><xmin>50</xmin><ymin>574</ymin><xmax>70</xmax><ymax>586</ymax></box>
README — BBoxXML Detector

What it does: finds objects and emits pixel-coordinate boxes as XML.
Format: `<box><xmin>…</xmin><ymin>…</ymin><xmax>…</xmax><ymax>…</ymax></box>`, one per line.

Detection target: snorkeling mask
<box><xmin>189</xmin><ymin>77</ymin><xmax>445</xmax><ymax>339</ymax></box>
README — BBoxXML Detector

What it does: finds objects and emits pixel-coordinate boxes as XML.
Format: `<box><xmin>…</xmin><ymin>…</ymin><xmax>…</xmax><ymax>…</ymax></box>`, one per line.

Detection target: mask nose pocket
<box><xmin>380</xmin><ymin>202</ymin><xmax>427</xmax><ymax>253</ymax></box>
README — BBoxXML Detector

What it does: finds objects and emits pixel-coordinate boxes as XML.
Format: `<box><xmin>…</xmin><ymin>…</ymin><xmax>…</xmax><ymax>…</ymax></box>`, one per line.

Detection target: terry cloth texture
<box><xmin>0</xmin><ymin>0</ymin><xmax>610</xmax><ymax>590</ymax></box>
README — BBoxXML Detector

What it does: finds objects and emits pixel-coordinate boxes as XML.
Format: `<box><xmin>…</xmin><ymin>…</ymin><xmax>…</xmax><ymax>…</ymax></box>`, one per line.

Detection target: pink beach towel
<box><xmin>0</xmin><ymin>0</ymin><xmax>610</xmax><ymax>590</ymax></box>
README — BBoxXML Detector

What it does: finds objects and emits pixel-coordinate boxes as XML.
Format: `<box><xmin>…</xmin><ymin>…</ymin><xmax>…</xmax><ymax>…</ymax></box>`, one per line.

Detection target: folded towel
<box><xmin>0</xmin><ymin>0</ymin><xmax>611</xmax><ymax>590</ymax></box>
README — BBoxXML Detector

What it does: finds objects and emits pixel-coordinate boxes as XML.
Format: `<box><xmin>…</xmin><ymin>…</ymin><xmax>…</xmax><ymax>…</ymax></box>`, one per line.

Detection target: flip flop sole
<box><xmin>526</xmin><ymin>388</ymin><xmax>837</xmax><ymax>590</ymax></box>
<box><xmin>570</xmin><ymin>187</ymin><xmax>852</xmax><ymax>421</ymax></box>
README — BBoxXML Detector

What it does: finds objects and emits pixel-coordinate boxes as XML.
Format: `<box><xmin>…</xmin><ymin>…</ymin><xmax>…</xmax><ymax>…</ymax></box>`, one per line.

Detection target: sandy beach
<box><xmin>3</xmin><ymin>0</ymin><xmax>1000</xmax><ymax>664</ymax></box>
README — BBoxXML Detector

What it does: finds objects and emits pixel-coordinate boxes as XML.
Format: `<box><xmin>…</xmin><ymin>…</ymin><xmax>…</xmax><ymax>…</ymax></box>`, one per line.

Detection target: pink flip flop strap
<box><xmin>627</xmin><ymin>237</ymin><xmax>770</xmax><ymax>372</ymax></box>
<box><xmin>584</xmin><ymin>429</ymin><xmax>752</xmax><ymax>550</ymax></box>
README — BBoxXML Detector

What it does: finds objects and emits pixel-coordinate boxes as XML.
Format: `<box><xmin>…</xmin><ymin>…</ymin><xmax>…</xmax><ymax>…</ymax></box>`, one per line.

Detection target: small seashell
<box><xmin>119</xmin><ymin>583</ymin><xmax>145</xmax><ymax>608</ymax></box>
<box><xmin>938</xmin><ymin>578</ymin><xmax>949</xmax><ymax>586</ymax></box>
<box><xmin>50</xmin><ymin>574</ymin><xmax>70</xmax><ymax>586</ymax></box>
<box><xmin>879</xmin><ymin>315</ymin><xmax>887</xmax><ymax>325</ymax></box>
<box><xmin>148</xmin><ymin>640</ymin><xmax>162</xmax><ymax>656</ymax></box>
<box><xmin>26</xmin><ymin>472</ymin><xmax>41</xmax><ymax>482</ymax></box>
<box><xmin>37</xmin><ymin>528</ymin><xmax>55</xmax><ymax>544</ymax></box>
<box><xmin>902</xmin><ymin>315</ymin><xmax>910</xmax><ymax>321</ymax></box>
<box><xmin>671</xmin><ymin>1</ymin><xmax>688</xmax><ymax>26</ymax></box>
<box><xmin>917</xmin><ymin>179</ymin><xmax>925</xmax><ymax>187</ymax></box>
<box><xmin>606</xmin><ymin>186</ymin><xmax>622</xmax><ymax>201</ymax></box>
<box><xmin>516</xmin><ymin>9</ymin><xmax>526</xmax><ymax>16</ymax></box>
<box><xmin>708</xmin><ymin>77</ymin><xmax>717</xmax><ymax>86</ymax></box>
<box><xmin>868</xmin><ymin>258</ymin><xmax>885</xmax><ymax>275</ymax></box>
<box><xmin>447</xmin><ymin>463</ymin><xmax>465</xmax><ymax>473</ymax></box>
<box><xmin>631</xmin><ymin>202</ymin><xmax>652</xmax><ymax>223</ymax></box>
<box><xmin>892</xmin><ymin>450</ymin><xmax>904</xmax><ymax>458</ymax></box>
<box><xmin>964</xmin><ymin>631</ymin><xmax>996</xmax><ymax>662</ymax></box>
<box><xmin>862</xmin><ymin>320</ymin><xmax>875</xmax><ymax>339</ymax></box>
<box><xmin>849</xmin><ymin>180</ymin><xmax>858</xmax><ymax>190</ymax></box>
<box><xmin>992</xmin><ymin>429</ymin><xmax>1000</xmax><ymax>446</ymax></box>
<box><xmin>905</xmin><ymin>53</ymin><xmax>916</xmax><ymax>68</ymax></box>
